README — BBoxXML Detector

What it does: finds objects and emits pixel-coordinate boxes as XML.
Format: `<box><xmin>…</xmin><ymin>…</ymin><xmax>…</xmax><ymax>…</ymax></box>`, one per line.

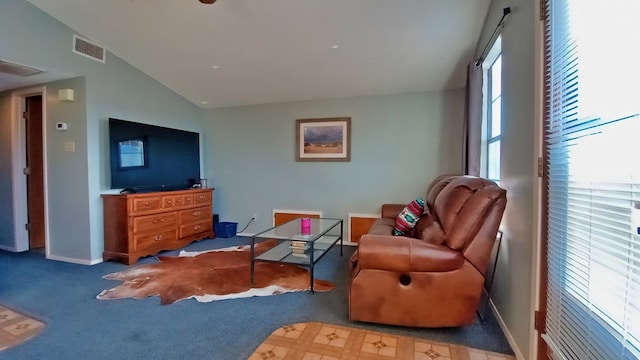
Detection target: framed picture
<box><xmin>296</xmin><ymin>117</ymin><xmax>351</xmax><ymax>162</ymax></box>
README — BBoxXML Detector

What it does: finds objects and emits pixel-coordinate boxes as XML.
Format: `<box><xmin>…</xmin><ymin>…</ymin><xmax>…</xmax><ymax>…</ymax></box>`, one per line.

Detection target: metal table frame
<box><xmin>250</xmin><ymin>217</ymin><xmax>343</xmax><ymax>293</ymax></box>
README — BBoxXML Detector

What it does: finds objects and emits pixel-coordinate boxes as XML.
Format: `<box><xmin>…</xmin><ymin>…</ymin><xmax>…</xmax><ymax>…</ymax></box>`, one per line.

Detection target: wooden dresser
<box><xmin>102</xmin><ymin>188</ymin><xmax>215</xmax><ymax>264</ymax></box>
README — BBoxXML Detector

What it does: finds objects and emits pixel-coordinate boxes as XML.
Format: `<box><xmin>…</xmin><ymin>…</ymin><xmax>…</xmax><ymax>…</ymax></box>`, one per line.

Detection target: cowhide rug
<box><xmin>96</xmin><ymin>240</ymin><xmax>334</xmax><ymax>305</ymax></box>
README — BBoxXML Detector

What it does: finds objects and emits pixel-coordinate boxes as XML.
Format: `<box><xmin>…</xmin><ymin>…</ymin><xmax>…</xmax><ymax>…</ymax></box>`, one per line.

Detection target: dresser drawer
<box><xmin>193</xmin><ymin>191</ymin><xmax>211</xmax><ymax>204</ymax></box>
<box><xmin>131</xmin><ymin>197</ymin><xmax>162</xmax><ymax>213</ymax></box>
<box><xmin>173</xmin><ymin>196</ymin><xmax>186</xmax><ymax>207</ymax></box>
<box><xmin>133</xmin><ymin>228</ymin><xmax>178</xmax><ymax>251</ymax></box>
<box><xmin>179</xmin><ymin>206</ymin><xmax>211</xmax><ymax>224</ymax></box>
<box><xmin>162</xmin><ymin>195</ymin><xmax>178</xmax><ymax>208</ymax></box>
<box><xmin>182</xmin><ymin>194</ymin><xmax>195</xmax><ymax>207</ymax></box>
<box><xmin>133</xmin><ymin>212</ymin><xmax>178</xmax><ymax>233</ymax></box>
<box><xmin>180</xmin><ymin>220</ymin><xmax>213</xmax><ymax>239</ymax></box>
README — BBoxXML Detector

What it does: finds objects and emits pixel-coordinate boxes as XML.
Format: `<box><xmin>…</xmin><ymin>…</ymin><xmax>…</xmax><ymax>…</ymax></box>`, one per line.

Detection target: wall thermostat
<box><xmin>56</xmin><ymin>122</ymin><xmax>68</xmax><ymax>131</ymax></box>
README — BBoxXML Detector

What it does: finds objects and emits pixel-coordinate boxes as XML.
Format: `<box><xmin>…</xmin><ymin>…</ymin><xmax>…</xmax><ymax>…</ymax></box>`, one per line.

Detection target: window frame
<box><xmin>481</xmin><ymin>36</ymin><xmax>502</xmax><ymax>183</ymax></box>
<box><xmin>540</xmin><ymin>0</ymin><xmax>640</xmax><ymax>358</ymax></box>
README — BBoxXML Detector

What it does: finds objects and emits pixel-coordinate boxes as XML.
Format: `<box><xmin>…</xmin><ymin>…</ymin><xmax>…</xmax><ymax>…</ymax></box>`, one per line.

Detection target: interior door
<box><xmin>25</xmin><ymin>95</ymin><xmax>45</xmax><ymax>249</ymax></box>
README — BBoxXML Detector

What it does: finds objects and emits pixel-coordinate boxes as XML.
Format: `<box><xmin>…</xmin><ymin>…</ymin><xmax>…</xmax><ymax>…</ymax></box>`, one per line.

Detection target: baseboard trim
<box><xmin>0</xmin><ymin>246</ymin><xmax>103</xmax><ymax>265</ymax></box>
<box><xmin>236</xmin><ymin>232</ymin><xmax>255</xmax><ymax>237</ymax></box>
<box><xmin>47</xmin><ymin>253</ymin><xmax>103</xmax><ymax>265</ymax></box>
<box><xmin>0</xmin><ymin>244</ymin><xmax>19</xmax><ymax>252</ymax></box>
<box><xmin>489</xmin><ymin>299</ymin><xmax>526</xmax><ymax>360</ymax></box>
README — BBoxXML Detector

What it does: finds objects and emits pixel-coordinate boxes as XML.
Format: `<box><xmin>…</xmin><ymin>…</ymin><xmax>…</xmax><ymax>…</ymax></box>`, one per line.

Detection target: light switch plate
<box><xmin>64</xmin><ymin>141</ymin><xmax>75</xmax><ymax>152</ymax></box>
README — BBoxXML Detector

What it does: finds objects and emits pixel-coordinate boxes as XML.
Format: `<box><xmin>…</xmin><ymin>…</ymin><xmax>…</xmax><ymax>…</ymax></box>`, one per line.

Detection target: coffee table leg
<box><xmin>310</xmin><ymin>264</ymin><xmax>314</xmax><ymax>294</ymax></box>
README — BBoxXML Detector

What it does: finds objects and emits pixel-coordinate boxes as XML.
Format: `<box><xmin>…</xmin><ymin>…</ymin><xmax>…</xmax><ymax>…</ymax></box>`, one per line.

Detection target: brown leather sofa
<box><xmin>348</xmin><ymin>175</ymin><xmax>507</xmax><ymax>327</ymax></box>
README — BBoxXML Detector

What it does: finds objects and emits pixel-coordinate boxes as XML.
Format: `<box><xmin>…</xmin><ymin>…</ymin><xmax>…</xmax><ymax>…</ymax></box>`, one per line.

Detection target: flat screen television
<box><xmin>108</xmin><ymin>118</ymin><xmax>201</xmax><ymax>192</ymax></box>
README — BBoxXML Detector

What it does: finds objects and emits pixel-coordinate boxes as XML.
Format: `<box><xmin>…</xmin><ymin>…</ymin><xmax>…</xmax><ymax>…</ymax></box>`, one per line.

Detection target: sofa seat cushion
<box><xmin>367</xmin><ymin>218</ymin><xmax>396</xmax><ymax>236</ymax></box>
<box><xmin>414</xmin><ymin>211</ymin><xmax>446</xmax><ymax>245</ymax></box>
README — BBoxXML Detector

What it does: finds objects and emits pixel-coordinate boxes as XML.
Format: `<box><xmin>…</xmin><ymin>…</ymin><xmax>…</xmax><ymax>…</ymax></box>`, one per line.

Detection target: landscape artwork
<box><xmin>296</xmin><ymin>117</ymin><xmax>351</xmax><ymax>161</ymax></box>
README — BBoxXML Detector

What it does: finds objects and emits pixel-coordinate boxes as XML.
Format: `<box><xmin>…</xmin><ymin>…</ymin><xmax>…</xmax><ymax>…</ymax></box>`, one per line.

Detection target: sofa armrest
<box><xmin>381</xmin><ymin>204</ymin><xmax>406</xmax><ymax>219</ymax></box>
<box><xmin>357</xmin><ymin>234</ymin><xmax>465</xmax><ymax>272</ymax></box>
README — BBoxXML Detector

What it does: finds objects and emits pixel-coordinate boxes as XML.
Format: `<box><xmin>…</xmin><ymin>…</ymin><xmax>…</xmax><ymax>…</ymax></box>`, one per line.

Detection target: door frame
<box><xmin>9</xmin><ymin>86</ymin><xmax>50</xmax><ymax>256</ymax></box>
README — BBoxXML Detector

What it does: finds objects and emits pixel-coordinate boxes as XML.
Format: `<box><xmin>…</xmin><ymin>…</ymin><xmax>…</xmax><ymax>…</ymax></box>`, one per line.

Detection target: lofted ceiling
<box><xmin>17</xmin><ymin>0</ymin><xmax>490</xmax><ymax>109</ymax></box>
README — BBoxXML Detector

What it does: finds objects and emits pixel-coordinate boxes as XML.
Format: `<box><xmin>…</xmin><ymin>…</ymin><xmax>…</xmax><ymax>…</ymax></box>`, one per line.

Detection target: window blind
<box><xmin>543</xmin><ymin>0</ymin><xmax>640</xmax><ymax>359</ymax></box>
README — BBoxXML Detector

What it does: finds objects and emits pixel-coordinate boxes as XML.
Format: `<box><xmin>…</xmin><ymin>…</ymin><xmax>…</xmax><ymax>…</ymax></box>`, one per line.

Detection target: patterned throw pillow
<box><xmin>393</xmin><ymin>198</ymin><xmax>425</xmax><ymax>236</ymax></box>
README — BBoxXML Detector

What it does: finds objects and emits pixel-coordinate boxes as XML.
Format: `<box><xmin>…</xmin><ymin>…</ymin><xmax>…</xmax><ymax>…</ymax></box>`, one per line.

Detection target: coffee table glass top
<box><xmin>252</xmin><ymin>218</ymin><xmax>343</xmax><ymax>266</ymax></box>
<box><xmin>253</xmin><ymin>218</ymin><xmax>340</xmax><ymax>241</ymax></box>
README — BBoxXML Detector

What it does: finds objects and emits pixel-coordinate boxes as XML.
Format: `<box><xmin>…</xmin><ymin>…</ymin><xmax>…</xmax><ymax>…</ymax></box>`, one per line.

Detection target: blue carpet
<box><xmin>0</xmin><ymin>237</ymin><xmax>513</xmax><ymax>359</ymax></box>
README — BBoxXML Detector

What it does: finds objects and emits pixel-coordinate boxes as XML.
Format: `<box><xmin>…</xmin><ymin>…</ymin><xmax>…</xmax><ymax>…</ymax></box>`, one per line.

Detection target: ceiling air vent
<box><xmin>0</xmin><ymin>59</ymin><xmax>45</xmax><ymax>77</ymax></box>
<box><xmin>73</xmin><ymin>34</ymin><xmax>106</xmax><ymax>63</ymax></box>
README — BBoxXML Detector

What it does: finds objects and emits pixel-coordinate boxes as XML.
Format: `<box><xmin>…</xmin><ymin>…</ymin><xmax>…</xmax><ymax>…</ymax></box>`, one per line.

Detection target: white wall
<box><xmin>41</xmin><ymin>77</ymin><xmax>90</xmax><ymax>260</ymax></box>
<box><xmin>0</xmin><ymin>0</ymin><xmax>202</xmax><ymax>262</ymax></box>
<box><xmin>475</xmin><ymin>1</ymin><xmax>539</xmax><ymax>359</ymax></box>
<box><xmin>202</xmin><ymin>90</ymin><xmax>465</xmax><ymax>232</ymax></box>
<box><xmin>0</xmin><ymin>93</ymin><xmax>15</xmax><ymax>249</ymax></box>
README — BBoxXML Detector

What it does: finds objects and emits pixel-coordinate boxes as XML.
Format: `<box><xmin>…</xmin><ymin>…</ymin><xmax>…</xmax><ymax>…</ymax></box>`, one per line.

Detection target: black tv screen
<box><xmin>108</xmin><ymin>118</ymin><xmax>201</xmax><ymax>192</ymax></box>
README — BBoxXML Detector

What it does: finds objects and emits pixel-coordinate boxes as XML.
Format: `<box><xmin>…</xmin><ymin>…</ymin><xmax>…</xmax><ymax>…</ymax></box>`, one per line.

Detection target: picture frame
<box><xmin>296</xmin><ymin>117</ymin><xmax>351</xmax><ymax>162</ymax></box>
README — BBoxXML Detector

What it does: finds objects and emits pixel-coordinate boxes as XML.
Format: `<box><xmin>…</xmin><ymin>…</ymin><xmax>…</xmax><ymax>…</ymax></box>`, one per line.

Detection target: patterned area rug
<box><xmin>249</xmin><ymin>322</ymin><xmax>515</xmax><ymax>360</ymax></box>
<box><xmin>0</xmin><ymin>305</ymin><xmax>45</xmax><ymax>351</ymax></box>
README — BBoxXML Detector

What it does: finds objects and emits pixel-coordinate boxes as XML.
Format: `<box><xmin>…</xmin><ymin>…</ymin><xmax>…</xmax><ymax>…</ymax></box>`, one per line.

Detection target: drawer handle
<box><xmin>193</xmin><ymin>225</ymin><xmax>201</xmax><ymax>231</ymax></box>
<box><xmin>152</xmin><ymin>218</ymin><xmax>166</xmax><ymax>224</ymax></box>
<box><xmin>199</xmin><ymin>195</ymin><xmax>205</xmax><ymax>199</ymax></box>
<box><xmin>144</xmin><ymin>201</ymin><xmax>152</xmax><ymax>207</ymax></box>
<box><xmin>166</xmin><ymin>200</ymin><xmax>173</xmax><ymax>204</ymax></box>
<box><xmin>186</xmin><ymin>198</ymin><xmax>192</xmax><ymax>202</ymax></box>
<box><xmin>176</xmin><ymin>199</ymin><xmax>182</xmax><ymax>204</ymax></box>
<box><xmin>153</xmin><ymin>234</ymin><xmax>164</xmax><ymax>241</ymax></box>
<box><xmin>192</xmin><ymin>211</ymin><xmax>201</xmax><ymax>217</ymax></box>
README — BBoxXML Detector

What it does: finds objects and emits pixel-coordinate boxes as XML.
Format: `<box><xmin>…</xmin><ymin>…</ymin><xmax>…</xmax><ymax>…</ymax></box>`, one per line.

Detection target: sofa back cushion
<box><xmin>425</xmin><ymin>174</ymin><xmax>458</xmax><ymax>210</ymax></box>
<box><xmin>414</xmin><ymin>211</ymin><xmax>446</xmax><ymax>245</ymax></box>
<box><xmin>430</xmin><ymin>176</ymin><xmax>506</xmax><ymax>251</ymax></box>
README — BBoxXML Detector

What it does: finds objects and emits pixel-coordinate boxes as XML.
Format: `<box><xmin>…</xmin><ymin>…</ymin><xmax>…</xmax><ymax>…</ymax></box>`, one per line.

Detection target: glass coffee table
<box><xmin>250</xmin><ymin>217</ymin><xmax>343</xmax><ymax>293</ymax></box>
